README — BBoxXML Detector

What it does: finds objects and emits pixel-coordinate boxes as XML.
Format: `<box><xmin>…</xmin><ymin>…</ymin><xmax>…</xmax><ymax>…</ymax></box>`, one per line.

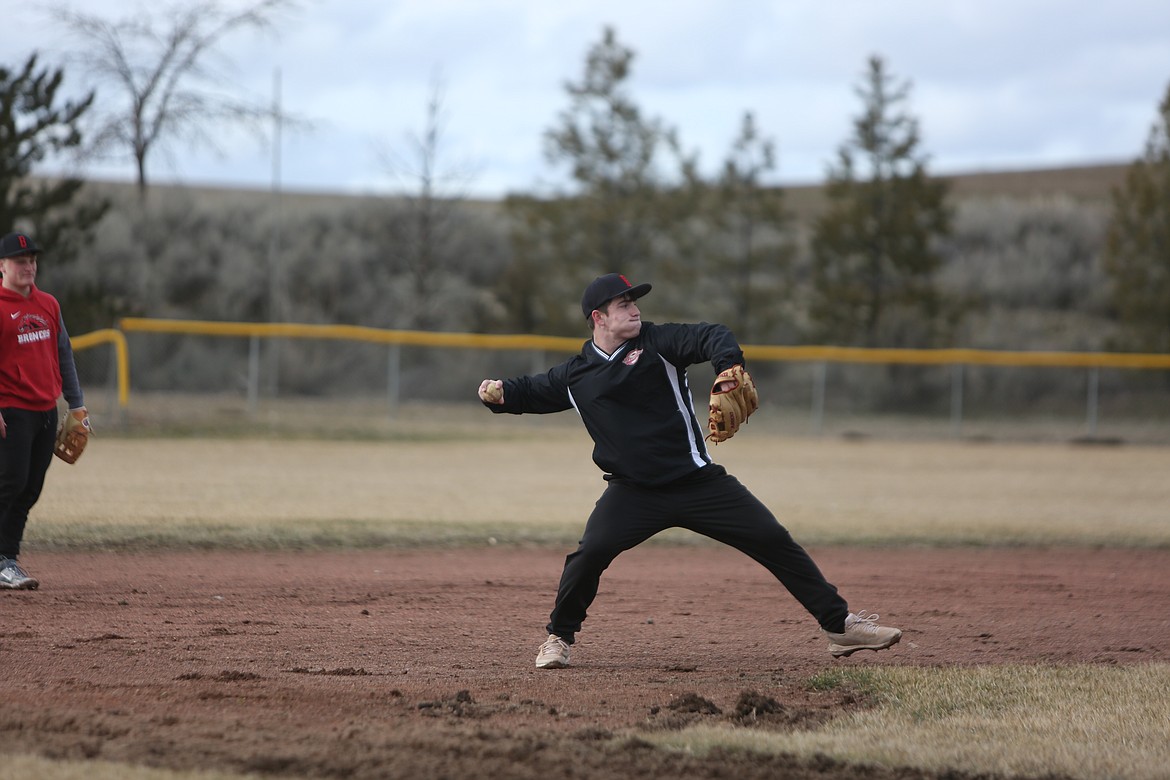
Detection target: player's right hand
<box><xmin>479</xmin><ymin>379</ymin><xmax>504</xmax><ymax>404</ymax></box>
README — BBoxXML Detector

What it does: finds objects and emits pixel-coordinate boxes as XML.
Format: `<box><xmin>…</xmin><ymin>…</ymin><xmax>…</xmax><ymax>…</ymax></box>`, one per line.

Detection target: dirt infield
<box><xmin>4</xmin><ymin>544</ymin><xmax>1168</xmax><ymax>779</ymax></box>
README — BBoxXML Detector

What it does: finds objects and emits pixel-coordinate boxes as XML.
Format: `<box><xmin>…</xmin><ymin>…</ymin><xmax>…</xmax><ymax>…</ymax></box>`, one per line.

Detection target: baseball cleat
<box><xmin>0</xmin><ymin>558</ymin><xmax>39</xmax><ymax>590</ymax></box>
<box><xmin>535</xmin><ymin>634</ymin><xmax>570</xmax><ymax>669</ymax></box>
<box><xmin>824</xmin><ymin>611</ymin><xmax>901</xmax><ymax>657</ymax></box>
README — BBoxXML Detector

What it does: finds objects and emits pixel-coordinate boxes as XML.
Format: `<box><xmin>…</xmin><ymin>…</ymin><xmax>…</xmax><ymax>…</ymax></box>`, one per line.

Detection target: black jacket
<box><xmin>490</xmin><ymin>322</ymin><xmax>745</xmax><ymax>486</ymax></box>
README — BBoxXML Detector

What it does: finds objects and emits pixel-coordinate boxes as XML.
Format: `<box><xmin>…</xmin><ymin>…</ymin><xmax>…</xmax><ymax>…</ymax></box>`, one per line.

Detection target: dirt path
<box><xmin>3</xmin><ymin>545</ymin><xmax>1168</xmax><ymax>779</ymax></box>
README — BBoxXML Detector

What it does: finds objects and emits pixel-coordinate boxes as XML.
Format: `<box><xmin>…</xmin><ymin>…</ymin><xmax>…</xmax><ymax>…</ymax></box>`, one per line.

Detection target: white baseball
<box><xmin>480</xmin><ymin>380</ymin><xmax>503</xmax><ymax>403</ymax></box>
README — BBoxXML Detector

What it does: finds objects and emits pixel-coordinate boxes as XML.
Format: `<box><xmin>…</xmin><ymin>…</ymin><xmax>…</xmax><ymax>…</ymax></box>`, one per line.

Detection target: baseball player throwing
<box><xmin>478</xmin><ymin>273</ymin><xmax>902</xmax><ymax>668</ymax></box>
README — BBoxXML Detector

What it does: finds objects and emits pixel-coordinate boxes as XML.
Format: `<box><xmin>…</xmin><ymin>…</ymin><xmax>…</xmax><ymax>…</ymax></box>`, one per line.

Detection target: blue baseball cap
<box><xmin>0</xmin><ymin>232</ymin><xmax>40</xmax><ymax>259</ymax></box>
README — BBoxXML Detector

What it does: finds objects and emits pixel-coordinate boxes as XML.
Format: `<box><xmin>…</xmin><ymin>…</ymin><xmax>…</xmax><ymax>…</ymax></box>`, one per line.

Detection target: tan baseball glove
<box><xmin>54</xmin><ymin>407</ymin><xmax>93</xmax><ymax>464</ymax></box>
<box><xmin>706</xmin><ymin>364</ymin><xmax>758</xmax><ymax>444</ymax></box>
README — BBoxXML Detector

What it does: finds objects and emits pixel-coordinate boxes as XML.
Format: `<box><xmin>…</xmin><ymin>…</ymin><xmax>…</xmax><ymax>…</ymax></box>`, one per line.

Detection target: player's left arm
<box><xmin>650</xmin><ymin>321</ymin><xmax>746</xmax><ymax>372</ymax></box>
<box><xmin>55</xmin><ymin>314</ymin><xmax>92</xmax><ymax>463</ymax></box>
<box><xmin>650</xmin><ymin>322</ymin><xmax>759</xmax><ymax>443</ymax></box>
<box><xmin>57</xmin><ymin>314</ymin><xmax>85</xmax><ymax>411</ymax></box>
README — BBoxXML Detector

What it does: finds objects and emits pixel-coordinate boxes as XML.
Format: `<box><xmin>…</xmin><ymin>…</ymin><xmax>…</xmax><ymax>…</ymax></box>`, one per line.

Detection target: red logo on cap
<box><xmin>18</xmin><ymin>236</ymin><xmax>28</xmax><ymax>249</ymax></box>
<box><xmin>619</xmin><ymin>274</ymin><xmax>631</xmax><ymax>287</ymax></box>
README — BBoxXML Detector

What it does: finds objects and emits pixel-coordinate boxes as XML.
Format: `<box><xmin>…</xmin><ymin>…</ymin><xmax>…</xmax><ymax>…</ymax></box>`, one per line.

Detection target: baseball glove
<box><xmin>54</xmin><ymin>408</ymin><xmax>93</xmax><ymax>464</ymax></box>
<box><xmin>706</xmin><ymin>364</ymin><xmax>758</xmax><ymax>444</ymax></box>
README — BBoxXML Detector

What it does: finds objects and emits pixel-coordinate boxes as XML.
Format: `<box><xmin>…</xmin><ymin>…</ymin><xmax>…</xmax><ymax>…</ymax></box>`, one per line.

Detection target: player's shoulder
<box><xmin>640</xmin><ymin>320</ymin><xmax>703</xmax><ymax>340</ymax></box>
<box><xmin>28</xmin><ymin>285</ymin><xmax>61</xmax><ymax>312</ymax></box>
<box><xmin>639</xmin><ymin>320</ymin><xmax>686</xmax><ymax>346</ymax></box>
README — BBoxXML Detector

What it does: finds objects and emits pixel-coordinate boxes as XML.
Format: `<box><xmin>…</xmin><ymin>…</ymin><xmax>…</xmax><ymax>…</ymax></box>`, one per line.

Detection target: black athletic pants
<box><xmin>546</xmin><ymin>464</ymin><xmax>850</xmax><ymax>643</ymax></box>
<box><xmin>0</xmin><ymin>407</ymin><xmax>58</xmax><ymax>559</ymax></box>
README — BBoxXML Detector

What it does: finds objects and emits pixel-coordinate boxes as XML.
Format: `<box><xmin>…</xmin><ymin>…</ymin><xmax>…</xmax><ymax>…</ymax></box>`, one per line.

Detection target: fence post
<box><xmin>950</xmin><ymin>363</ymin><xmax>965</xmax><ymax>438</ymax></box>
<box><xmin>1086</xmin><ymin>366</ymin><xmax>1099</xmax><ymax>438</ymax></box>
<box><xmin>387</xmin><ymin>343</ymin><xmax>401</xmax><ymax>414</ymax></box>
<box><xmin>106</xmin><ymin>341</ymin><xmax>123</xmax><ymax>429</ymax></box>
<box><xmin>812</xmin><ymin>361</ymin><xmax>827</xmax><ymax>435</ymax></box>
<box><xmin>247</xmin><ymin>335</ymin><xmax>260</xmax><ymax>416</ymax></box>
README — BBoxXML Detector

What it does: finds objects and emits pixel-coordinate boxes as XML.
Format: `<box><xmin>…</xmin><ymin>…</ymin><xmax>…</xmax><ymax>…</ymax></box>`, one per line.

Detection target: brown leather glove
<box><xmin>706</xmin><ymin>365</ymin><xmax>758</xmax><ymax>444</ymax></box>
<box><xmin>54</xmin><ymin>407</ymin><xmax>93</xmax><ymax>464</ymax></box>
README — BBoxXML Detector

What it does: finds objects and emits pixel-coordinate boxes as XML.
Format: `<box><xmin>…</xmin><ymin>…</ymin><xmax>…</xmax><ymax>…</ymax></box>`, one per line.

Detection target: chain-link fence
<box><xmin>70</xmin><ymin>321</ymin><xmax>1170</xmax><ymax>444</ymax></box>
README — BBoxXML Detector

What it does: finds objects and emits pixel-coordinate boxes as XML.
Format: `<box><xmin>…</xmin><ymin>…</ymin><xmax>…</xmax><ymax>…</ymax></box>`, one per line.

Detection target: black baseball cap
<box><xmin>0</xmin><ymin>232</ymin><xmax>40</xmax><ymax>259</ymax></box>
<box><xmin>581</xmin><ymin>273</ymin><xmax>652</xmax><ymax>319</ymax></box>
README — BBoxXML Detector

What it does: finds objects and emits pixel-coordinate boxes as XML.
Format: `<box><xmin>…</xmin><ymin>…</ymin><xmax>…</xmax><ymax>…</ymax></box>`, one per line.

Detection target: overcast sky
<box><xmin>12</xmin><ymin>1</ymin><xmax>1170</xmax><ymax>198</ymax></box>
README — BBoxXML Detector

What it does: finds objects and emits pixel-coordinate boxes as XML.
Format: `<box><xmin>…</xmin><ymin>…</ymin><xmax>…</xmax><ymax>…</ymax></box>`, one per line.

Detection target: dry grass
<box><xmin>32</xmin><ymin>426</ymin><xmax>1170</xmax><ymax>550</ymax></box>
<box><xmin>649</xmin><ymin>664</ymin><xmax>1170</xmax><ymax>780</ymax></box>
<box><xmin>84</xmin><ymin>161</ymin><xmax>1128</xmax><ymax>225</ymax></box>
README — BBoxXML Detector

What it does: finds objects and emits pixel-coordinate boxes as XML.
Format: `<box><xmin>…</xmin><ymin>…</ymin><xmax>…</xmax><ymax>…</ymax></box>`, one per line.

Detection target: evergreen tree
<box><xmin>502</xmin><ymin>27</ymin><xmax>694</xmax><ymax>334</ymax></box>
<box><xmin>809</xmin><ymin>55</ymin><xmax>953</xmax><ymax>348</ymax></box>
<box><xmin>1104</xmin><ymin>81</ymin><xmax>1170</xmax><ymax>353</ymax></box>
<box><xmin>703</xmin><ymin>111</ymin><xmax>795</xmax><ymax>343</ymax></box>
<box><xmin>0</xmin><ymin>53</ymin><xmax>109</xmax><ymax>328</ymax></box>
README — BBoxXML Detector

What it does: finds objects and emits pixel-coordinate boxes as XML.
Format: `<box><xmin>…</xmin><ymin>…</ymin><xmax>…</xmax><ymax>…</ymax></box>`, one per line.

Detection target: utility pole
<box><xmin>266</xmin><ymin>67</ymin><xmax>284</xmax><ymax>398</ymax></box>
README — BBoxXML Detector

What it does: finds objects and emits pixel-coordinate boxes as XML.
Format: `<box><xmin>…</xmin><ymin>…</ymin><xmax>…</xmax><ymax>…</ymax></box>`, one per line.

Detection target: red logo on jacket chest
<box><xmin>622</xmin><ymin>348</ymin><xmax>643</xmax><ymax>366</ymax></box>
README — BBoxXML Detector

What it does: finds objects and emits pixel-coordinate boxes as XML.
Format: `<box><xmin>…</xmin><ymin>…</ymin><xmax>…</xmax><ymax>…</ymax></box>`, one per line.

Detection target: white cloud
<box><xmin>10</xmin><ymin>0</ymin><xmax>1170</xmax><ymax>196</ymax></box>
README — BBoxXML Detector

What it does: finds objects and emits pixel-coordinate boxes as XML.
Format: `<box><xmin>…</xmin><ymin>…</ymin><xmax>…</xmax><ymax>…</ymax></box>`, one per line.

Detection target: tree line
<box><xmin>3</xmin><ymin>14</ymin><xmax>1169</xmax><ymax>365</ymax></box>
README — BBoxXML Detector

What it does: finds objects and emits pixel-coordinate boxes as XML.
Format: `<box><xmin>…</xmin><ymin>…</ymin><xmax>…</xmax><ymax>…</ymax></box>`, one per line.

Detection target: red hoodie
<box><xmin>0</xmin><ymin>284</ymin><xmax>64</xmax><ymax>411</ymax></box>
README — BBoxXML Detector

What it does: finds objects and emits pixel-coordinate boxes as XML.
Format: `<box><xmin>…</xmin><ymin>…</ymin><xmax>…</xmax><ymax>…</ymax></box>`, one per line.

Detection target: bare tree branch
<box><xmin>51</xmin><ymin>0</ymin><xmax>305</xmax><ymax>198</ymax></box>
<box><xmin>373</xmin><ymin>72</ymin><xmax>484</xmax><ymax>330</ymax></box>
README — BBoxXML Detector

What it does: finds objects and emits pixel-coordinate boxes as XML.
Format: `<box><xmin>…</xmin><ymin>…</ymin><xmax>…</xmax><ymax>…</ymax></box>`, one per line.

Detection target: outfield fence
<box><xmin>69</xmin><ymin>317</ymin><xmax>1170</xmax><ymax>442</ymax></box>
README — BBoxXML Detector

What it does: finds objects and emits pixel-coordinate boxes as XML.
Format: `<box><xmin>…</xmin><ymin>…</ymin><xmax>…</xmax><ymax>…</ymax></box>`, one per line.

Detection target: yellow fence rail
<box><xmin>745</xmin><ymin>344</ymin><xmax>1170</xmax><ymax>370</ymax></box>
<box><xmin>117</xmin><ymin>317</ymin><xmax>583</xmax><ymax>352</ymax></box>
<box><xmin>70</xmin><ymin>328</ymin><xmax>130</xmax><ymax>408</ymax></box>
<box><xmin>116</xmin><ymin>317</ymin><xmax>1170</xmax><ymax>370</ymax></box>
<box><xmin>69</xmin><ymin>318</ymin><xmax>1168</xmax><ymax>438</ymax></box>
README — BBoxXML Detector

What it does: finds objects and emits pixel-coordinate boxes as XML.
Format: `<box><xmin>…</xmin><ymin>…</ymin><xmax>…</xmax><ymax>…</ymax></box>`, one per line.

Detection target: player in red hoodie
<box><xmin>0</xmin><ymin>232</ymin><xmax>89</xmax><ymax>590</ymax></box>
